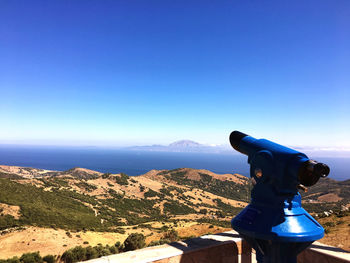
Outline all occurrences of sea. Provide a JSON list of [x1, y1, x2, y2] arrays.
[[0, 145, 349, 181]]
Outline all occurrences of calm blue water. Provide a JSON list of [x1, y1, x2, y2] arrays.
[[0, 145, 349, 181]]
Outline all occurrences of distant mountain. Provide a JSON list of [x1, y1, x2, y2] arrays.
[[168, 140, 201, 147], [126, 140, 232, 153]]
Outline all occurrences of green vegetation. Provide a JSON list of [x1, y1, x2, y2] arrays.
[[163, 201, 195, 215], [213, 198, 242, 215], [123, 233, 146, 251], [160, 186, 174, 197], [115, 173, 129, 185], [0, 252, 51, 263], [0, 232, 149, 263], [61, 244, 118, 263], [143, 189, 159, 198], [0, 172, 22, 179], [197, 218, 231, 228], [101, 173, 111, 179], [139, 184, 145, 192], [0, 215, 19, 230], [42, 255, 55, 263], [74, 182, 97, 192], [148, 229, 180, 246], [0, 168, 248, 231], [0, 179, 102, 230], [166, 171, 250, 202]]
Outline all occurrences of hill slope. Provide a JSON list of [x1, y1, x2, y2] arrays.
[[0, 166, 249, 231], [0, 165, 349, 259]]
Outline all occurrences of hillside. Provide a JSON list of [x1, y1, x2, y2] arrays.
[[0, 165, 349, 260], [301, 177, 350, 213], [0, 165, 348, 231], [0, 166, 249, 232]]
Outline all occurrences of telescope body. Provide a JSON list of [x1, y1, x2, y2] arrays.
[[229, 131, 329, 263]]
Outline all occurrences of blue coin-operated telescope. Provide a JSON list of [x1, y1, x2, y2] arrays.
[[229, 131, 330, 263]]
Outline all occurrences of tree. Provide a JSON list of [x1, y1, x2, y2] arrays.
[[199, 209, 208, 215], [164, 229, 179, 242], [139, 185, 145, 192], [20, 252, 42, 263], [60, 251, 74, 263], [42, 255, 55, 263], [85, 246, 98, 260], [1, 257, 20, 263], [123, 233, 146, 251], [61, 246, 86, 263]]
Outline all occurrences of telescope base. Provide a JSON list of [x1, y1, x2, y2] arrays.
[[243, 235, 312, 263]]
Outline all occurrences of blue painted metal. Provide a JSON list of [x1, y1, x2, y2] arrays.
[[230, 132, 328, 263]]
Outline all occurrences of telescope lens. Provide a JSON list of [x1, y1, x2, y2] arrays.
[[314, 163, 330, 178], [298, 160, 330, 187]]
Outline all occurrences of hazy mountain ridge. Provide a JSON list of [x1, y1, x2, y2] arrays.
[[168, 140, 202, 147], [125, 140, 231, 153]]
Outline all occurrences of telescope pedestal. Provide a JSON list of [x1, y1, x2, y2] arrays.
[[232, 194, 323, 263], [243, 235, 312, 263]]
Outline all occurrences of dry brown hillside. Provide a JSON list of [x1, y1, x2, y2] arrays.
[[0, 164, 349, 260], [0, 165, 250, 260]]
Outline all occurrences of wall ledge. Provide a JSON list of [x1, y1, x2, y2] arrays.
[[82, 230, 250, 263], [81, 231, 350, 263]]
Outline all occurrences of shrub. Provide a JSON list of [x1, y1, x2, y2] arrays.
[[199, 209, 207, 214], [0, 257, 20, 263], [115, 241, 121, 249], [123, 233, 146, 251], [163, 229, 179, 242], [139, 185, 145, 192], [148, 239, 170, 247], [102, 173, 111, 179], [61, 250, 74, 263], [144, 189, 158, 198], [42, 255, 55, 263], [85, 246, 98, 260], [20, 252, 43, 263], [115, 173, 129, 185], [61, 246, 86, 263], [324, 221, 336, 227]]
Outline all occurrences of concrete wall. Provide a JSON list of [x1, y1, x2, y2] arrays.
[[82, 231, 350, 263]]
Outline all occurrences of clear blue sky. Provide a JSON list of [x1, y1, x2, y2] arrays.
[[1, 0, 349, 148]]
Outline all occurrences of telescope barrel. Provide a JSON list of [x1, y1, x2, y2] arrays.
[[229, 130, 330, 187]]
